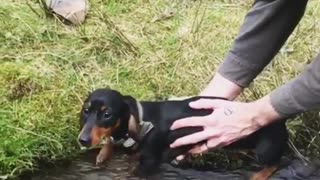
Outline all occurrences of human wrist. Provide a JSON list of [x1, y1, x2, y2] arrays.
[[200, 73, 243, 100], [250, 95, 282, 128]]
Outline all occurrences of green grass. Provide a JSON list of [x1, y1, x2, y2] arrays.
[[1, 0, 320, 178]]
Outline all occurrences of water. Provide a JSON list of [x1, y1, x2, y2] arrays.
[[27, 149, 320, 180]]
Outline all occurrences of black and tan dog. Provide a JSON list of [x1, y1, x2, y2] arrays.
[[77, 88, 288, 180]]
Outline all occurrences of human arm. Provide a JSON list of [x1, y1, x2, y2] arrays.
[[200, 73, 242, 100], [200, 0, 307, 98], [270, 54, 320, 117], [170, 0, 310, 154], [171, 54, 320, 153]]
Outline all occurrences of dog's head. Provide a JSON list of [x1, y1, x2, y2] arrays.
[[78, 88, 135, 148]]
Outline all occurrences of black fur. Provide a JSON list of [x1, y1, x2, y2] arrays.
[[78, 88, 288, 177]]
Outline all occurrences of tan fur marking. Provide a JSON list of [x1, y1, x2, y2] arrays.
[[100, 106, 108, 111], [113, 118, 121, 130], [127, 115, 139, 140], [91, 126, 112, 146], [250, 166, 279, 180]]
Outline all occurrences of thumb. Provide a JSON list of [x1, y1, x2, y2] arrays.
[[189, 99, 230, 109]]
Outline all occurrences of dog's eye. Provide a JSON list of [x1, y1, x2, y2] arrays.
[[83, 108, 89, 113], [104, 112, 112, 119]]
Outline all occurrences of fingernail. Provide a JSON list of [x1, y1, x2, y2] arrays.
[[189, 101, 199, 107], [189, 102, 195, 108], [170, 123, 176, 130], [189, 101, 196, 106]]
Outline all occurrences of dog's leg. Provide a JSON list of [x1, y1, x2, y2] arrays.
[[132, 130, 165, 177], [162, 144, 194, 161], [96, 143, 113, 165], [252, 121, 288, 180], [163, 127, 204, 163], [250, 165, 278, 180]]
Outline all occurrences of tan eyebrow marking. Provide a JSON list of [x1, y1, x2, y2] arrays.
[[101, 106, 108, 111]]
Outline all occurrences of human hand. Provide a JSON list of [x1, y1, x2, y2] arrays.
[[170, 95, 281, 155]]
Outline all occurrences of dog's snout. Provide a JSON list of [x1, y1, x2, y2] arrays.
[[78, 122, 94, 148], [78, 131, 92, 147]]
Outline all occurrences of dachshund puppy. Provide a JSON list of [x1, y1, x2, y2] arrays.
[[78, 88, 288, 180]]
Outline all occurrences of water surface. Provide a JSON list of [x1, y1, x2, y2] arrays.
[[29, 149, 320, 180]]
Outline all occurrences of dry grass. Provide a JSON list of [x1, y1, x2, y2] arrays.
[[1, 0, 320, 178]]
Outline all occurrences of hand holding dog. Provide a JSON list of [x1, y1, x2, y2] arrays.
[[170, 95, 281, 155]]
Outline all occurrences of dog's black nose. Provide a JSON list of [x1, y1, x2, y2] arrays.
[[78, 122, 94, 148], [79, 139, 91, 147]]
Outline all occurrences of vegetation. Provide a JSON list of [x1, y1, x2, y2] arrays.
[[1, 0, 320, 178]]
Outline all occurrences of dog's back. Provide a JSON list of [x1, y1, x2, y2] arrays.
[[136, 96, 288, 178]]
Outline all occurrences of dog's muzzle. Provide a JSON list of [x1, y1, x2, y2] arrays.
[[78, 123, 93, 148], [77, 122, 114, 150]]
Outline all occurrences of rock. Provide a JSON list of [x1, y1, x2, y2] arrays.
[[46, 0, 89, 25]]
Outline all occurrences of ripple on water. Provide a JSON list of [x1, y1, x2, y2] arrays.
[[29, 151, 320, 180]]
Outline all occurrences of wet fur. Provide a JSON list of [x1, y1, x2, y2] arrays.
[[78, 88, 288, 178]]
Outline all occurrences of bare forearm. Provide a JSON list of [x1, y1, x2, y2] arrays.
[[200, 73, 242, 100], [250, 95, 282, 128]]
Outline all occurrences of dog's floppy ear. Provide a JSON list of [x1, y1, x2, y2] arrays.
[[122, 95, 136, 108], [122, 95, 139, 120]]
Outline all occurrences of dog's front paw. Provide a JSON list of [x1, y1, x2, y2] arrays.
[[95, 153, 106, 166], [95, 144, 113, 166]]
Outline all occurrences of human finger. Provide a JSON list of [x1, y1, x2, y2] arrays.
[[176, 155, 185, 161], [188, 143, 209, 154], [170, 130, 213, 148], [170, 116, 210, 130]]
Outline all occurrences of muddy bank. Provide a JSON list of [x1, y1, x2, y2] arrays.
[[22, 148, 320, 180]]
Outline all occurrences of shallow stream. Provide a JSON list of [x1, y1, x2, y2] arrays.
[[26, 149, 320, 180]]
